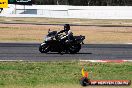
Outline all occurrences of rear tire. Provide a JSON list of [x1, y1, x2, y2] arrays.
[[76, 44, 81, 52], [39, 44, 49, 53], [69, 44, 81, 54]]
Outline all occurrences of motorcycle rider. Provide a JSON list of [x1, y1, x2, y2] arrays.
[[56, 24, 74, 54], [57, 24, 74, 42]]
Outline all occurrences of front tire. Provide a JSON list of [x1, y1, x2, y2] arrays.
[[39, 44, 49, 53]]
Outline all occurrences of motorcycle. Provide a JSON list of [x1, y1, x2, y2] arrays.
[[39, 29, 85, 54]]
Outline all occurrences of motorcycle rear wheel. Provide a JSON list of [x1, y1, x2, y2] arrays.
[[69, 44, 81, 54]]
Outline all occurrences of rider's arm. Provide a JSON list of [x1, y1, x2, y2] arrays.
[[60, 35, 68, 40], [57, 30, 65, 34], [60, 30, 72, 40]]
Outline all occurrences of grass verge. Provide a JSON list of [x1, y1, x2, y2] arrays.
[[0, 61, 131, 88]]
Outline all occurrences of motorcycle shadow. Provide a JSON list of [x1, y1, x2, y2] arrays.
[[45, 52, 92, 55]]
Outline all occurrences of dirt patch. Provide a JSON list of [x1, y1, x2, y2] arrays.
[[0, 24, 132, 44], [1, 18, 132, 26]]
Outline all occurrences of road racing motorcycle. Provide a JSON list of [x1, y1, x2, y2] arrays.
[[39, 29, 85, 54]]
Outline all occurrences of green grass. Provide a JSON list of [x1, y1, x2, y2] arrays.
[[0, 61, 131, 88]]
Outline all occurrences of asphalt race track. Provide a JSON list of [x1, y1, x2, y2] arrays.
[[0, 43, 132, 61]]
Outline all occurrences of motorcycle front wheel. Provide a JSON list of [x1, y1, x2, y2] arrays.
[[39, 44, 50, 53]]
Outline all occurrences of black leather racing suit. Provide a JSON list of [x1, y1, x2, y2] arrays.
[[57, 29, 73, 42]]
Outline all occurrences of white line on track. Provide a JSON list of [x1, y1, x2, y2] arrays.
[[0, 60, 132, 62], [0, 60, 24, 62], [80, 60, 132, 63]]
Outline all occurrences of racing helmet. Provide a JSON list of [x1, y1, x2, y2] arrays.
[[64, 24, 70, 31]]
